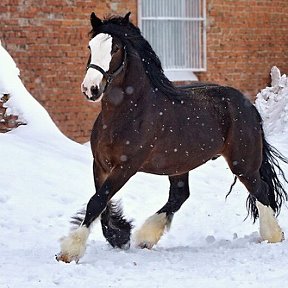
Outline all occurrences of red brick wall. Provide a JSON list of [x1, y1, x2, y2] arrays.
[[1, 0, 288, 142], [1, 0, 137, 142], [197, 0, 288, 97]]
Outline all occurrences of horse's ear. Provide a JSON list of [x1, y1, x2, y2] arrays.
[[122, 12, 131, 24], [90, 12, 102, 29]]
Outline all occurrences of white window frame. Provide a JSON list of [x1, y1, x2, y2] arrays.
[[138, 0, 207, 81]]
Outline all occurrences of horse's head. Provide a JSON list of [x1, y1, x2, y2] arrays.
[[81, 12, 130, 102]]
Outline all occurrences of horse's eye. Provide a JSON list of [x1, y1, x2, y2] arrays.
[[112, 44, 120, 54]]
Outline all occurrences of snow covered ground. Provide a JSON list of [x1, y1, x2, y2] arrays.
[[0, 44, 288, 288]]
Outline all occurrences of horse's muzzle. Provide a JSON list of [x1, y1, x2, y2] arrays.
[[81, 84, 103, 102]]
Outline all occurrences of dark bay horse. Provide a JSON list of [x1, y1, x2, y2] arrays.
[[56, 12, 288, 263]]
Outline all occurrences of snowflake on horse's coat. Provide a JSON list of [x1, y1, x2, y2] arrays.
[[56, 12, 288, 263]]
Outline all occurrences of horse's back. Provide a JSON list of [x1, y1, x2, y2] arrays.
[[186, 84, 260, 126]]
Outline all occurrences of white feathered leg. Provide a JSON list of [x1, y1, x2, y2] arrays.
[[56, 226, 90, 263], [256, 201, 284, 243], [133, 213, 169, 249]]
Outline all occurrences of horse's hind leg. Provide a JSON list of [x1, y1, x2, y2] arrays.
[[237, 173, 283, 243], [100, 201, 132, 249], [256, 199, 283, 243], [225, 152, 284, 243], [133, 173, 190, 249]]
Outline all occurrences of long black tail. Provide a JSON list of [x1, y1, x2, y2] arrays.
[[247, 136, 288, 222]]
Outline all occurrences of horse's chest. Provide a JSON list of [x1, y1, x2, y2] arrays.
[[95, 135, 128, 170]]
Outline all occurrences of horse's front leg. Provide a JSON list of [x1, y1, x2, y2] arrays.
[[56, 162, 137, 263], [100, 200, 133, 249], [133, 173, 190, 249]]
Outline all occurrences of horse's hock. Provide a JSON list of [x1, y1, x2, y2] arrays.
[[0, 94, 24, 132]]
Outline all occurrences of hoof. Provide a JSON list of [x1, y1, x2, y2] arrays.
[[120, 240, 131, 250], [56, 226, 90, 264], [136, 241, 154, 250], [102, 228, 131, 249], [55, 252, 79, 264]]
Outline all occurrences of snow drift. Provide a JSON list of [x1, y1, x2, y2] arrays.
[[255, 66, 288, 136], [0, 43, 65, 138]]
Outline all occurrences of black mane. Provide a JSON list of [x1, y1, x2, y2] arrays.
[[90, 15, 189, 99]]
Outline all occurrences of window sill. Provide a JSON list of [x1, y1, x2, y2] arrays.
[[164, 70, 199, 81]]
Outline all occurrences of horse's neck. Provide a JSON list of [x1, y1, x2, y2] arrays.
[[101, 57, 151, 121], [125, 55, 150, 94]]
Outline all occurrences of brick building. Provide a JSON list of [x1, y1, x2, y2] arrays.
[[1, 0, 288, 142]]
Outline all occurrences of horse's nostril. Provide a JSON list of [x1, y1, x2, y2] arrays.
[[81, 83, 88, 93], [91, 85, 99, 96]]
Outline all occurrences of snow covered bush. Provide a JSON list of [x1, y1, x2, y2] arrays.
[[255, 66, 288, 136]]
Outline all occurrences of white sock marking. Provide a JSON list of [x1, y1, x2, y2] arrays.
[[133, 213, 168, 249], [57, 226, 90, 263], [256, 201, 284, 243]]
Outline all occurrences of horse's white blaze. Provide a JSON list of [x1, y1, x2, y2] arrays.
[[81, 33, 112, 101], [133, 213, 168, 248], [256, 201, 284, 243], [58, 226, 90, 262]]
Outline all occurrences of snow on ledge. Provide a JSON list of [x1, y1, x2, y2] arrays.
[[255, 66, 288, 136]]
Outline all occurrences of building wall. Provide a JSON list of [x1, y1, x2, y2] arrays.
[[1, 0, 137, 142], [1, 0, 288, 142], [198, 0, 288, 97]]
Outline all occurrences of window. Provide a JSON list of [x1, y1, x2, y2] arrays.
[[138, 0, 206, 81]]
